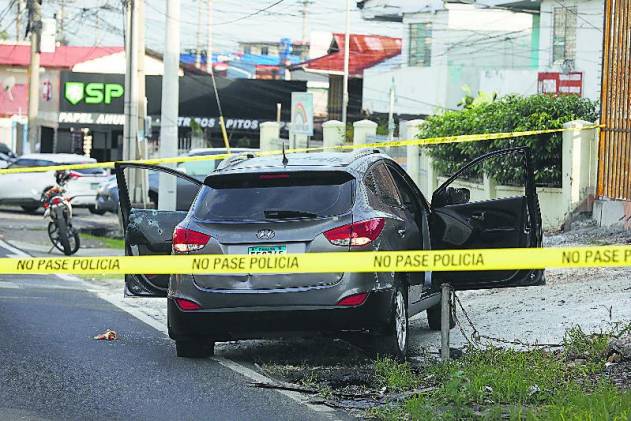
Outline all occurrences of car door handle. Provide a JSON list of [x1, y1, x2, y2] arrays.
[[470, 211, 486, 222]]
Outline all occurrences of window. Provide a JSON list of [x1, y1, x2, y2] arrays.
[[364, 163, 402, 209], [408, 22, 432, 66], [261, 46, 269, 56], [194, 171, 355, 221], [552, 6, 577, 64]]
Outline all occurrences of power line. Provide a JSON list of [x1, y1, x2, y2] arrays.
[[214, 0, 286, 26]]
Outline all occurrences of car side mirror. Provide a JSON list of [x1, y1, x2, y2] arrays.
[[433, 187, 471, 207]]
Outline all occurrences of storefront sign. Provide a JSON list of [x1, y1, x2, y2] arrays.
[[64, 82, 124, 105], [177, 117, 273, 131], [58, 112, 125, 125]]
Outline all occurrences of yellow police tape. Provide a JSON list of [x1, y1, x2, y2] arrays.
[[0, 125, 602, 175], [0, 245, 628, 275]]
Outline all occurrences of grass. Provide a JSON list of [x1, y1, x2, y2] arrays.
[[80, 233, 124, 249], [371, 324, 631, 420], [375, 356, 420, 392]]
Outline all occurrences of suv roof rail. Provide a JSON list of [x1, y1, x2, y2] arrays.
[[352, 148, 381, 160], [216, 151, 257, 170]]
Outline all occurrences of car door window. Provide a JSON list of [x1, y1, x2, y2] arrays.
[[364, 162, 402, 210], [115, 163, 203, 297], [430, 147, 543, 290]]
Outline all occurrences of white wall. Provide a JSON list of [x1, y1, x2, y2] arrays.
[[402, 4, 533, 69], [362, 3, 536, 116], [539, 0, 603, 101], [479, 69, 539, 96], [363, 65, 450, 115]]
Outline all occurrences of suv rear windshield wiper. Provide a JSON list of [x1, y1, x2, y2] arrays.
[[263, 210, 318, 219]]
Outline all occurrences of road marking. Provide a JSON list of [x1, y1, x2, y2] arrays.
[[0, 282, 19, 289], [0, 239, 31, 257], [91, 288, 337, 416], [0, 237, 339, 418], [0, 235, 337, 418]]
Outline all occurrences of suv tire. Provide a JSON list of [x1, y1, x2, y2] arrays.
[[372, 286, 408, 361], [427, 300, 455, 331], [175, 339, 215, 358]]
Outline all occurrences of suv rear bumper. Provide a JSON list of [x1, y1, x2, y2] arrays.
[[167, 289, 394, 341]]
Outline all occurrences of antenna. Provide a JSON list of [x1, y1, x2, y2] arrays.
[[282, 142, 288, 166]]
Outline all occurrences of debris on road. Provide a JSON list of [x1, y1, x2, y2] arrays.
[[93, 329, 118, 341]]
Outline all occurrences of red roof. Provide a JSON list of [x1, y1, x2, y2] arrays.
[[0, 44, 124, 69], [295, 34, 401, 77]]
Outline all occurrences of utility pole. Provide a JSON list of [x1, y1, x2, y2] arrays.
[[158, 0, 180, 211], [123, 0, 147, 206], [341, 0, 351, 133], [206, 0, 213, 72], [27, 0, 42, 153], [387, 77, 395, 141], [16, 0, 23, 41], [123, 0, 138, 165], [195, 0, 202, 68], [56, 0, 64, 44], [300, 0, 313, 44]]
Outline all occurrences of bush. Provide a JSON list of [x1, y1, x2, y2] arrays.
[[418, 94, 599, 187]]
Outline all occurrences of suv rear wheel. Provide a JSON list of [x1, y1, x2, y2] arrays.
[[175, 339, 215, 358], [372, 286, 408, 361]]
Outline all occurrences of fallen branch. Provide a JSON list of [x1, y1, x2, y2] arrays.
[[250, 381, 319, 394], [250, 379, 437, 406]]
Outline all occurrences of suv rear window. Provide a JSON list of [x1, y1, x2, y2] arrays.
[[194, 171, 355, 221]]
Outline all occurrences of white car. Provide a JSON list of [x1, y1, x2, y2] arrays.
[[0, 153, 109, 213]]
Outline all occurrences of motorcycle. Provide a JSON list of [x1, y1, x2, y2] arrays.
[[42, 171, 80, 256]]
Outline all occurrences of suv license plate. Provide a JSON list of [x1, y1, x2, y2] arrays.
[[248, 245, 287, 255]]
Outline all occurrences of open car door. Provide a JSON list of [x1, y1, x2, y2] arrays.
[[115, 163, 203, 297], [429, 147, 543, 290]]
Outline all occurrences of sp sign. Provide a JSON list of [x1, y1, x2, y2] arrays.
[[64, 82, 124, 105]]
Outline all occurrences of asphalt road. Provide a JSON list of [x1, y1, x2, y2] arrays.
[[0, 242, 329, 421]]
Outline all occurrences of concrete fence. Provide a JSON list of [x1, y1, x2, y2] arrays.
[[260, 118, 598, 230]]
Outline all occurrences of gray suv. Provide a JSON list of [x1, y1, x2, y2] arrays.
[[115, 147, 542, 360]]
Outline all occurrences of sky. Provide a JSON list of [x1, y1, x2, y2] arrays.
[[2, 0, 404, 54]]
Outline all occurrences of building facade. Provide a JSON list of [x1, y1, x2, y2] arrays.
[[358, 0, 603, 117]]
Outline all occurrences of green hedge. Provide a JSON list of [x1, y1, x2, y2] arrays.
[[418, 95, 599, 187]]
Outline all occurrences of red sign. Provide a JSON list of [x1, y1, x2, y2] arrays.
[[537, 72, 583, 96]]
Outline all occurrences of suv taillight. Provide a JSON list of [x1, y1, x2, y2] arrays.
[[172, 226, 210, 253], [324, 218, 385, 247], [68, 170, 82, 179]]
